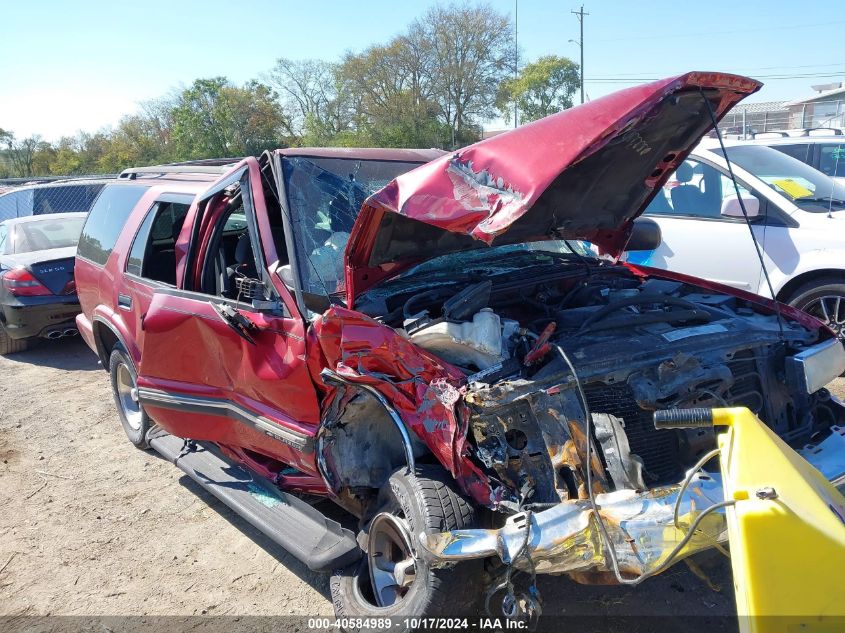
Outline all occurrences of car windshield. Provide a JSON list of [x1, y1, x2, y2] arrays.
[[282, 156, 423, 297], [713, 145, 845, 212], [9, 216, 86, 254]]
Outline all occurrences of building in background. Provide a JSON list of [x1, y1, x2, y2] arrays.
[[785, 82, 845, 130]]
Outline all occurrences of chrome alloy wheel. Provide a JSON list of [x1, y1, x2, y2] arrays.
[[115, 362, 143, 431], [367, 512, 417, 607], [803, 295, 845, 340]]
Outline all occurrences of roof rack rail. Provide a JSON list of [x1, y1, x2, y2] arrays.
[[752, 131, 789, 139], [119, 158, 242, 180], [799, 127, 843, 136]]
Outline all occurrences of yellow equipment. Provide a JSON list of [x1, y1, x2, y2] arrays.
[[712, 407, 845, 632]]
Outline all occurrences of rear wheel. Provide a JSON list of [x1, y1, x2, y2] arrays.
[[787, 280, 845, 341], [0, 324, 29, 355], [108, 346, 151, 449], [331, 465, 482, 629]]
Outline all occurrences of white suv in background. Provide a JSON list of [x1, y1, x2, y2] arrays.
[[627, 139, 845, 339], [747, 130, 845, 183]]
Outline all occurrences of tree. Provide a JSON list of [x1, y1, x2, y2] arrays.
[[2, 133, 43, 177], [266, 58, 345, 142], [497, 55, 580, 124], [335, 40, 449, 148], [412, 3, 515, 146], [171, 77, 290, 159]]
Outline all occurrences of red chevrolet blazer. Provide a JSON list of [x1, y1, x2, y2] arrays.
[[75, 74, 845, 627]]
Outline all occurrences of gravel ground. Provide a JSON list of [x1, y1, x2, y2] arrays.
[[1, 337, 842, 630]]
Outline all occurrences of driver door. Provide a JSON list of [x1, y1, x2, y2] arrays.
[[135, 159, 320, 473]]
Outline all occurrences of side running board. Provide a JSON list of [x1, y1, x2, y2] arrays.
[[149, 433, 360, 572]]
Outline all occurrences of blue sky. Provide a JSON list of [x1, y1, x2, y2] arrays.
[[1, 0, 843, 140]]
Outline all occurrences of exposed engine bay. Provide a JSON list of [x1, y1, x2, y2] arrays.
[[356, 254, 844, 508]]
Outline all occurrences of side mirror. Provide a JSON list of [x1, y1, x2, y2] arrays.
[[278, 264, 295, 288], [625, 218, 662, 251], [721, 193, 761, 219]]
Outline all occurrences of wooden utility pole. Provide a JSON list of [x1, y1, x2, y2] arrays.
[[514, 0, 519, 128], [571, 5, 588, 104]]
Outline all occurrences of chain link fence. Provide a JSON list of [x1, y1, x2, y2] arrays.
[[719, 98, 845, 138], [0, 179, 111, 223]]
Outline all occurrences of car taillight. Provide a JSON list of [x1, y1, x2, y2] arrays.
[[62, 279, 76, 295], [2, 268, 52, 297]]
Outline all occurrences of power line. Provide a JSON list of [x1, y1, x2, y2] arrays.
[[592, 63, 845, 77], [593, 19, 845, 43]]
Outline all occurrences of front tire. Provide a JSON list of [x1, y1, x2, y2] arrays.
[[787, 280, 845, 341], [0, 324, 30, 355], [331, 465, 482, 627], [108, 346, 151, 449]]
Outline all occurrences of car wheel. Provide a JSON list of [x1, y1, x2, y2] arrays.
[[330, 465, 482, 629], [108, 345, 151, 449], [0, 324, 29, 355], [787, 281, 845, 342]]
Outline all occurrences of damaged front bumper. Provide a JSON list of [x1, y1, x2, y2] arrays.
[[420, 425, 845, 579]]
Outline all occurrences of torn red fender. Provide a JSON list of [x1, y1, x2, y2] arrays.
[[310, 306, 496, 506]]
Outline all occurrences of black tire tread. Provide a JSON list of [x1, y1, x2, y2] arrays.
[[331, 464, 482, 624], [408, 465, 479, 613], [786, 279, 845, 308]]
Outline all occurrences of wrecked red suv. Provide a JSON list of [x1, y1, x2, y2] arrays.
[[77, 73, 845, 624]]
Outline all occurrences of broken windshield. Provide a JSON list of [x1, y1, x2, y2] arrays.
[[282, 156, 422, 298]]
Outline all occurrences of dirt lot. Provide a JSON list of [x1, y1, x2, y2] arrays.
[[2, 338, 842, 630]]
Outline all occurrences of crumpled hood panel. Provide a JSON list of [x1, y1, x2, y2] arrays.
[[345, 72, 760, 305]]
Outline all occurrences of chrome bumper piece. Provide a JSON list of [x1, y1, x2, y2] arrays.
[[420, 429, 845, 577]]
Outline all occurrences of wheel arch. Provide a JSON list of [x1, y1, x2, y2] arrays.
[[318, 380, 428, 494], [92, 316, 132, 369], [775, 268, 845, 303]]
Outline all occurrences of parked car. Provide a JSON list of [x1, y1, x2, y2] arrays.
[[629, 140, 845, 340], [75, 73, 845, 625], [0, 178, 110, 222], [0, 213, 87, 353], [744, 130, 845, 183]]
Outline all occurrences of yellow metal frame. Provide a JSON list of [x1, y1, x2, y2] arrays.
[[713, 407, 845, 632]]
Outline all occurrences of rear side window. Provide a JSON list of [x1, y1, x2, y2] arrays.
[[126, 201, 190, 285], [78, 185, 149, 265], [773, 143, 812, 165], [819, 143, 845, 178]]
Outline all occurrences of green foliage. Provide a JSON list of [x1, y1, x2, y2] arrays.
[[497, 55, 581, 124], [171, 78, 290, 159]]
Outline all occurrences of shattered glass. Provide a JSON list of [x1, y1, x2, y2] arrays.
[[282, 156, 421, 298]]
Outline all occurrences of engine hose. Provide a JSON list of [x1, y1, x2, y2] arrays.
[[402, 288, 444, 320], [578, 294, 702, 331]]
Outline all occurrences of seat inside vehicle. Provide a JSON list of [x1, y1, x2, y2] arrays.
[[141, 203, 190, 286], [670, 162, 712, 216]]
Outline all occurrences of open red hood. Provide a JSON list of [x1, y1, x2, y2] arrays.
[[344, 72, 761, 306]]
